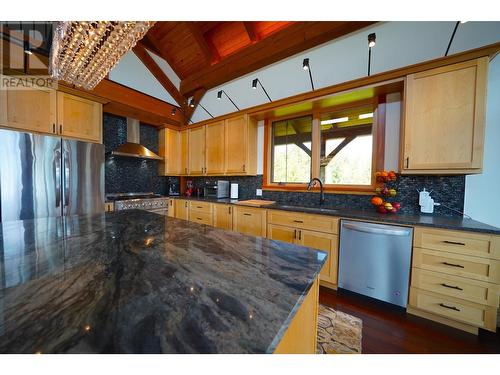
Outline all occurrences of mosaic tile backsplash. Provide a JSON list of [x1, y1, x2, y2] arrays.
[[189, 175, 465, 217], [104, 114, 168, 195]]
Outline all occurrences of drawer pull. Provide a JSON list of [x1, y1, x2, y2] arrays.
[[441, 283, 463, 291], [438, 303, 460, 312], [243, 213, 252, 216], [442, 261, 464, 268], [293, 220, 304, 223], [196, 206, 203, 209], [443, 240, 466, 246], [197, 217, 202, 220]]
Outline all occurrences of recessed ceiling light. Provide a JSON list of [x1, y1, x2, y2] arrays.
[[320, 117, 349, 125], [358, 113, 374, 119]]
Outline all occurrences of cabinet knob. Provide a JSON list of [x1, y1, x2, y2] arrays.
[[59, 124, 63, 134], [52, 123, 56, 133]]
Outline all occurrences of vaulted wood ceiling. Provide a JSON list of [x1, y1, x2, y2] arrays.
[[136, 21, 376, 115]]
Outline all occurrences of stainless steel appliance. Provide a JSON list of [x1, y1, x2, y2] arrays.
[[0, 129, 104, 222], [338, 220, 413, 307], [204, 180, 229, 199], [107, 192, 169, 215]]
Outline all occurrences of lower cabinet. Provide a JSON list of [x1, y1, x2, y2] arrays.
[[268, 223, 339, 287], [189, 201, 213, 226], [213, 203, 233, 230], [174, 199, 189, 220], [167, 199, 175, 217], [233, 206, 267, 237]]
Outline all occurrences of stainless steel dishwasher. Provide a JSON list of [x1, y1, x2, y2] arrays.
[[338, 220, 413, 307]]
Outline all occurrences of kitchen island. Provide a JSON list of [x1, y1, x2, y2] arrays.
[[0, 210, 326, 354]]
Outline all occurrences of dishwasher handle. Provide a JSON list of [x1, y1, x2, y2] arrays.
[[342, 222, 410, 237]]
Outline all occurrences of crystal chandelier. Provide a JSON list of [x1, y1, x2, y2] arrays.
[[49, 21, 155, 90]]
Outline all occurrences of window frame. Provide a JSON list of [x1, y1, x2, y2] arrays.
[[263, 98, 386, 194]]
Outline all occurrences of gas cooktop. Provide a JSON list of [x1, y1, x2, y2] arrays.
[[106, 192, 165, 201]]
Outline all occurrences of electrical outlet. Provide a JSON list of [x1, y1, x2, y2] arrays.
[[256, 189, 262, 197]]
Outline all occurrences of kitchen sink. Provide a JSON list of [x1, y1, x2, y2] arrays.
[[275, 205, 341, 214]]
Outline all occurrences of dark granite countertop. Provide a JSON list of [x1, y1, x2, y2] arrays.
[[167, 196, 500, 235], [0, 211, 326, 354]]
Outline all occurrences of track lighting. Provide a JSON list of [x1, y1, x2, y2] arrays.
[[445, 22, 461, 57], [302, 58, 314, 90], [189, 97, 195, 108], [171, 107, 177, 116], [216, 90, 240, 111], [367, 33, 376, 76], [251, 78, 272, 102], [199, 103, 214, 118]]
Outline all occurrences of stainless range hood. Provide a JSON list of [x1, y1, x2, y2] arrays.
[[110, 118, 162, 160]]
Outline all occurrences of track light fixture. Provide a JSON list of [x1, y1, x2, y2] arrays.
[[188, 97, 195, 108], [302, 58, 314, 90], [199, 103, 214, 118], [445, 21, 461, 57], [216, 90, 240, 111], [367, 33, 376, 76], [251, 78, 272, 102], [171, 107, 177, 116]]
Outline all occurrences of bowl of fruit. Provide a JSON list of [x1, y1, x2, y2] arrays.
[[371, 170, 401, 214]]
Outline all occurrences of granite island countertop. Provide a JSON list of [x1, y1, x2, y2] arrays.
[[0, 210, 326, 353], [167, 196, 500, 235]]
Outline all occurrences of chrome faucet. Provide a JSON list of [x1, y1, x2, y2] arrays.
[[307, 178, 325, 206]]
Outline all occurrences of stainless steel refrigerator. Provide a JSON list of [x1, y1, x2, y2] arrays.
[[0, 129, 104, 222]]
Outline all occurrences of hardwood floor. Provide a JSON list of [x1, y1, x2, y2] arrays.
[[319, 287, 500, 354]]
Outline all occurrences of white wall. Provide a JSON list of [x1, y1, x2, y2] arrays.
[[464, 56, 500, 227]]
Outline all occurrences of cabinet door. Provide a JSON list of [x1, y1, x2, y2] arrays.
[[180, 129, 189, 175], [267, 224, 296, 244], [225, 115, 248, 174], [188, 126, 205, 175], [205, 121, 225, 174], [233, 207, 266, 237], [0, 84, 56, 134], [213, 204, 233, 230], [159, 128, 181, 175], [167, 199, 175, 217], [298, 229, 338, 285], [57, 92, 102, 143], [403, 58, 487, 173], [174, 200, 189, 220]]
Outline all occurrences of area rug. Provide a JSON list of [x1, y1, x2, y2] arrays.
[[317, 304, 362, 354]]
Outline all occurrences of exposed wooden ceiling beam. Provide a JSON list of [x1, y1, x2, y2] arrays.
[[180, 21, 377, 96], [243, 22, 258, 42], [132, 43, 186, 107], [139, 33, 184, 80], [184, 22, 214, 64]]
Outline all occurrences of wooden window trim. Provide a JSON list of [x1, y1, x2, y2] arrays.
[[263, 96, 387, 194]]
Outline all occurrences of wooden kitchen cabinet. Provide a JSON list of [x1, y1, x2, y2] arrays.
[[401, 57, 488, 174], [180, 129, 189, 175], [205, 121, 225, 175], [213, 203, 233, 230], [159, 128, 181, 175], [233, 206, 267, 237], [174, 199, 189, 220], [0, 82, 57, 135], [188, 126, 206, 175], [167, 199, 175, 217], [225, 114, 258, 175], [56, 91, 102, 143]]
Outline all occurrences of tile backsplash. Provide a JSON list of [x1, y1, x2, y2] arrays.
[[103, 113, 168, 195], [188, 174, 466, 217]]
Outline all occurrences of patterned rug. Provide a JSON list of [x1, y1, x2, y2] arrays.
[[317, 304, 363, 354]]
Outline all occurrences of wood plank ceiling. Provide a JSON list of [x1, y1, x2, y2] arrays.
[[135, 21, 376, 122]]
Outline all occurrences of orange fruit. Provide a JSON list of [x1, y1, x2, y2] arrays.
[[371, 196, 383, 206]]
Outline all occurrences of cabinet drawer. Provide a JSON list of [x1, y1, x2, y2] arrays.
[[233, 206, 267, 237], [413, 248, 500, 283], [188, 211, 213, 226], [411, 268, 500, 306], [267, 210, 338, 234], [409, 287, 497, 331], [414, 227, 500, 260], [189, 201, 213, 214]]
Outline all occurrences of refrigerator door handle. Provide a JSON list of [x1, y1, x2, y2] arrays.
[[63, 148, 70, 207], [54, 150, 61, 208]]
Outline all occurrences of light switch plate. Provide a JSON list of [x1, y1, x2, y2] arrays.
[[256, 189, 262, 196]]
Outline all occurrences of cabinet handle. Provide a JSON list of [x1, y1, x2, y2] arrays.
[[443, 240, 466, 246], [228, 206, 231, 214], [52, 123, 56, 133], [441, 283, 463, 291], [293, 220, 303, 223], [438, 303, 460, 312], [442, 261, 464, 269], [197, 217, 202, 221], [294, 229, 297, 239], [59, 124, 63, 134], [185, 167, 187, 174], [242, 164, 245, 172], [243, 213, 252, 216], [185, 202, 188, 208], [298, 230, 302, 240], [197, 206, 203, 209], [405, 157, 409, 168]]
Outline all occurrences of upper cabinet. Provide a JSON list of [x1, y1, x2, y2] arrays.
[[0, 82, 102, 143], [158, 114, 258, 176], [401, 57, 488, 174], [56, 92, 102, 143]]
